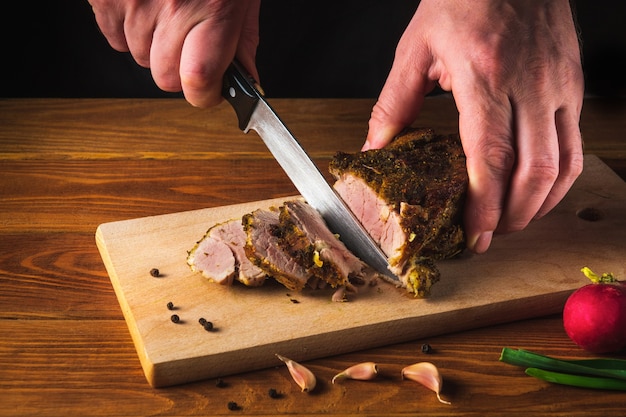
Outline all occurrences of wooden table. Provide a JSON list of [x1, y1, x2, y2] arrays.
[[1, 97, 625, 416]]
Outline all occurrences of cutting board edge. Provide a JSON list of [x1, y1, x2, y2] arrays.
[[95, 225, 155, 380], [147, 290, 571, 387], [94, 195, 302, 238]]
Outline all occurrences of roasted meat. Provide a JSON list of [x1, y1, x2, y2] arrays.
[[329, 127, 468, 296], [189, 127, 467, 299], [277, 200, 371, 288], [188, 200, 375, 295], [243, 200, 373, 291], [242, 206, 311, 291], [187, 218, 267, 286]]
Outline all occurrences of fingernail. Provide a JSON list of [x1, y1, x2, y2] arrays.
[[361, 140, 372, 152], [468, 231, 493, 254]]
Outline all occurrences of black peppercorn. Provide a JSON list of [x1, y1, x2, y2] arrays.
[[170, 314, 180, 323], [203, 321, 214, 331], [268, 388, 280, 399], [421, 343, 432, 354], [227, 401, 239, 411], [166, 302, 174, 310], [149, 268, 160, 277], [199, 317, 207, 326]]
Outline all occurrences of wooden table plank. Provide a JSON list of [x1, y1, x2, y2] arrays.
[[0, 159, 305, 233], [0, 233, 121, 320]]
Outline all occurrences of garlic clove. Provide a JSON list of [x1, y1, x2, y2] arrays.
[[332, 286, 347, 302], [401, 362, 451, 404], [332, 361, 378, 384], [275, 354, 316, 392]]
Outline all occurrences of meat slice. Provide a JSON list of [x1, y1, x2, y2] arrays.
[[243, 207, 311, 291], [187, 226, 236, 285], [241, 200, 376, 292], [329, 128, 468, 296], [278, 200, 371, 288], [187, 218, 267, 286]]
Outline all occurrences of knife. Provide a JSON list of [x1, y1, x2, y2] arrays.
[[221, 60, 398, 281]]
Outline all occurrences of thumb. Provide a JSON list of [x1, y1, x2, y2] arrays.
[[364, 38, 435, 150]]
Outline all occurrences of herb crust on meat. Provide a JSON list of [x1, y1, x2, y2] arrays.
[[329, 127, 468, 296]]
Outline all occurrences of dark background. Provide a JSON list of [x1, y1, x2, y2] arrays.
[[2, 1, 625, 99]]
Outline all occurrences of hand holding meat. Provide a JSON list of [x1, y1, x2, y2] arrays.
[[365, 0, 584, 254], [87, 0, 260, 107]]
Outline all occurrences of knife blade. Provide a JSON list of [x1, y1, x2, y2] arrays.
[[221, 60, 398, 281]]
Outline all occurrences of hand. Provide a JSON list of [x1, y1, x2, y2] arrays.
[[88, 0, 260, 107], [364, 0, 584, 253]]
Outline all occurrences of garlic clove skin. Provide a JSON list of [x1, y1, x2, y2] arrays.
[[331, 283, 358, 303], [332, 361, 379, 384], [332, 286, 347, 302], [275, 354, 316, 393], [401, 362, 451, 405]]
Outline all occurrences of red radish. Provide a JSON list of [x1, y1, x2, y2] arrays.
[[563, 267, 626, 354]]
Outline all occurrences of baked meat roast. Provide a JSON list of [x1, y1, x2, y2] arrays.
[[329, 127, 468, 296]]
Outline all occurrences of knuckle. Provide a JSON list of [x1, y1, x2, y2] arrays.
[[560, 149, 584, 181], [465, 39, 512, 90], [473, 139, 516, 178], [520, 156, 560, 191]]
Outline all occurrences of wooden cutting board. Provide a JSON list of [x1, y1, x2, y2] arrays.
[[96, 155, 626, 387]]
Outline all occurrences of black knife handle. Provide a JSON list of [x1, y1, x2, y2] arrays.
[[222, 60, 261, 131]]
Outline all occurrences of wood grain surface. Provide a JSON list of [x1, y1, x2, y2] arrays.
[[1, 97, 626, 416]]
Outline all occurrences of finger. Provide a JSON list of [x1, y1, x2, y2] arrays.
[[535, 105, 583, 218], [179, 5, 248, 107], [150, 12, 188, 92], [235, 0, 261, 83], [364, 29, 436, 150], [497, 100, 560, 233], [123, 4, 155, 68], [89, 2, 129, 52], [455, 88, 515, 254]]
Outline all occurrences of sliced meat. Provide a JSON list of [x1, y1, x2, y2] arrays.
[[243, 207, 310, 291], [278, 200, 371, 288], [187, 218, 267, 286], [207, 218, 267, 286], [240, 200, 376, 292], [329, 127, 468, 296], [187, 231, 236, 285], [189, 127, 464, 299]]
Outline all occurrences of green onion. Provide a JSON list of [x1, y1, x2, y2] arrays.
[[566, 358, 626, 372], [525, 368, 626, 391], [500, 348, 626, 381]]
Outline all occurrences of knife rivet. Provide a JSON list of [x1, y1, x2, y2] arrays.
[[228, 87, 236, 98]]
